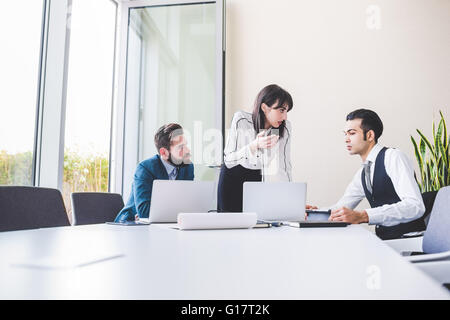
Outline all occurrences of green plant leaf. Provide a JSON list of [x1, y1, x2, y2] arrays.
[[411, 111, 450, 191], [446, 142, 450, 168], [426, 160, 432, 191], [440, 110, 450, 171], [439, 135, 447, 171], [433, 121, 436, 142], [437, 157, 443, 188], [411, 136, 425, 191], [435, 118, 444, 157], [417, 129, 435, 159], [441, 110, 447, 149], [411, 136, 423, 170], [419, 137, 426, 161], [444, 164, 448, 187], [445, 167, 450, 186], [430, 159, 438, 190]]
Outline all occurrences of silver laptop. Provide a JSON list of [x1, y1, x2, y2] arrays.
[[243, 182, 307, 221], [149, 180, 215, 223]]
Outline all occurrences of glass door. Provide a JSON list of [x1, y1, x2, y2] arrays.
[[115, 0, 224, 200]]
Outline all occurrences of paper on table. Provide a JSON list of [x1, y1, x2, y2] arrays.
[[151, 223, 179, 230], [406, 250, 450, 263], [11, 252, 124, 270], [177, 212, 257, 230]]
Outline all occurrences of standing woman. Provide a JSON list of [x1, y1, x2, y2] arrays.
[[217, 84, 293, 212]]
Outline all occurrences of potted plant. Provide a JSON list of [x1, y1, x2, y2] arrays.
[[410, 110, 448, 226], [411, 111, 449, 192]]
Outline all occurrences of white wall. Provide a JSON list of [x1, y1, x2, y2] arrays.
[[224, 0, 450, 208]]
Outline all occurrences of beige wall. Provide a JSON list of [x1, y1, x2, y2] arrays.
[[224, 0, 450, 208]]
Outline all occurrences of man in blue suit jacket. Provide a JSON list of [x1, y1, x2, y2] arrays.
[[115, 123, 194, 222]]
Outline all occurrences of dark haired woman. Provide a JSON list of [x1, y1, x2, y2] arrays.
[[217, 84, 293, 212]]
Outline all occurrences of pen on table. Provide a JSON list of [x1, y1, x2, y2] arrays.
[[253, 222, 272, 228], [257, 220, 283, 227], [270, 222, 282, 227], [256, 220, 271, 227]]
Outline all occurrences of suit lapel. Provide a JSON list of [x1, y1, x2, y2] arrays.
[[156, 155, 169, 180]]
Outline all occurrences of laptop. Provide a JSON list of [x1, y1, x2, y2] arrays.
[[243, 182, 307, 222], [148, 180, 215, 223]]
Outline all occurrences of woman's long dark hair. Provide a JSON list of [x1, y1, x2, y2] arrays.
[[252, 84, 293, 137]]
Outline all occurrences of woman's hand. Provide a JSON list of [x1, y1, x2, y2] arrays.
[[249, 131, 279, 154]]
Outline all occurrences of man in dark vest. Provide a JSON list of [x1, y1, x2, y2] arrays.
[[328, 109, 425, 240]]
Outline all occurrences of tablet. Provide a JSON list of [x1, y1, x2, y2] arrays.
[[305, 210, 331, 222], [286, 221, 349, 228], [305, 209, 331, 215], [299, 221, 349, 228]]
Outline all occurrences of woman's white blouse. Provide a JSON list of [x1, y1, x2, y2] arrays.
[[223, 111, 292, 182]]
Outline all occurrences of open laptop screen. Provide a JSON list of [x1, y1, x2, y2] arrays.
[[243, 182, 307, 221], [149, 180, 215, 223]]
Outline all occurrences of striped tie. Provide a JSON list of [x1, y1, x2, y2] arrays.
[[364, 161, 372, 194]]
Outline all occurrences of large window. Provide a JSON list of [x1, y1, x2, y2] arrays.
[[63, 0, 117, 215], [1, 0, 223, 214], [0, 1, 45, 186]]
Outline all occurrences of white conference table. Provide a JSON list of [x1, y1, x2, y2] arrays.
[[0, 223, 448, 299]]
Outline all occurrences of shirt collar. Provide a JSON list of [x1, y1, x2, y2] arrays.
[[161, 158, 177, 176], [364, 143, 383, 165]]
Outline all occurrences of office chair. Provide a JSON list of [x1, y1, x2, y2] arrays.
[[414, 260, 450, 290], [71, 192, 124, 225], [386, 186, 450, 256], [421, 186, 450, 254], [0, 186, 70, 232], [385, 186, 450, 288], [421, 190, 438, 227]]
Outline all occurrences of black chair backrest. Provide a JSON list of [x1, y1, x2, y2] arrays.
[[71, 192, 124, 225], [421, 191, 438, 227], [0, 186, 69, 232]]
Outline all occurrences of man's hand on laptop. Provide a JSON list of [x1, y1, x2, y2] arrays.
[[329, 207, 369, 224], [304, 204, 318, 220]]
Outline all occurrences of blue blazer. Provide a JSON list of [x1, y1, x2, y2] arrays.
[[114, 155, 194, 222]]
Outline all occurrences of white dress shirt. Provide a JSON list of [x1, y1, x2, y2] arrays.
[[223, 111, 292, 182], [330, 144, 425, 227], [161, 159, 178, 180]]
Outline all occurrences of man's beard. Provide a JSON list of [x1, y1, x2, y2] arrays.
[[168, 153, 191, 168]]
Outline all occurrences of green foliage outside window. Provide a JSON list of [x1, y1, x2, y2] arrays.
[[0, 150, 108, 190], [63, 149, 109, 193], [1, 149, 109, 217], [0, 150, 33, 185]]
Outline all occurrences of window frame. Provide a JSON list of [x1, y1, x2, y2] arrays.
[[34, 0, 119, 192]]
